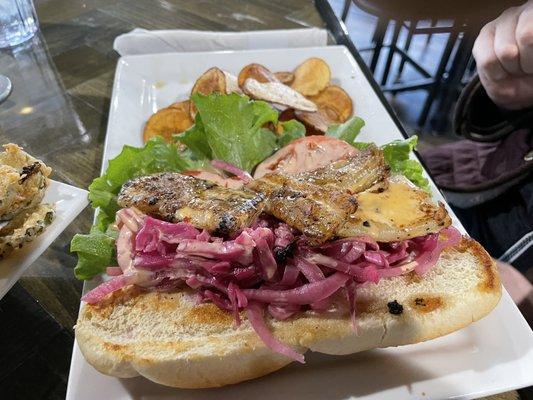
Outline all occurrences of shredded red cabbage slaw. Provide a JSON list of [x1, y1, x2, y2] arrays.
[[82, 208, 461, 362]]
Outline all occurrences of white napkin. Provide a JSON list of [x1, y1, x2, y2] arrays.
[[113, 28, 328, 56]]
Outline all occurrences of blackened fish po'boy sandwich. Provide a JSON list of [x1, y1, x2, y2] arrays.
[[72, 86, 500, 388], [74, 134, 500, 388]]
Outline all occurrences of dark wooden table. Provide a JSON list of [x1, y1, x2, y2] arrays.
[[0, 1, 325, 398], [0, 1, 521, 399]]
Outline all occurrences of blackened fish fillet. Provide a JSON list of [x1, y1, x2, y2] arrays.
[[118, 172, 265, 236], [292, 145, 389, 194], [248, 147, 389, 245], [248, 174, 358, 245]]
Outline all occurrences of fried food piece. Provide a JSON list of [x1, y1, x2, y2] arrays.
[[338, 175, 451, 241], [0, 144, 51, 221], [274, 71, 295, 85], [118, 173, 265, 237], [248, 174, 357, 245], [189, 67, 227, 118], [143, 101, 193, 143], [0, 204, 55, 259], [238, 63, 317, 112], [291, 58, 331, 96], [309, 85, 353, 123]]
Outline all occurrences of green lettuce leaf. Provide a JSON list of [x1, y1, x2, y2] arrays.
[[176, 93, 279, 172], [71, 225, 118, 280], [276, 119, 306, 148], [175, 116, 212, 160], [352, 142, 372, 150], [326, 116, 365, 144], [382, 136, 429, 191]]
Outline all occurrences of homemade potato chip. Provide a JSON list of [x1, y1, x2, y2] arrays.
[[309, 85, 353, 122], [291, 58, 331, 96], [143, 100, 193, 143], [189, 67, 227, 118], [274, 71, 295, 85], [237, 63, 277, 88]]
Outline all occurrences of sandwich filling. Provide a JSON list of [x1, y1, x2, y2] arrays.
[[82, 149, 460, 363]]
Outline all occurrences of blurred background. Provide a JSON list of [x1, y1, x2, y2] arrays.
[[330, 0, 520, 142]]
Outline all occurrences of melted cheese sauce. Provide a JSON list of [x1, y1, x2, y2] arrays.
[[354, 181, 427, 228], [338, 175, 444, 241]]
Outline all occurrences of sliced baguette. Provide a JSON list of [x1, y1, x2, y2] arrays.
[[75, 237, 501, 388]]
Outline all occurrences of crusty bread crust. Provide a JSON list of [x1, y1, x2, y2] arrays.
[[75, 237, 501, 388]]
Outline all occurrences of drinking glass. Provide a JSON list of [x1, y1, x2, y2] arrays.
[[0, 0, 39, 48]]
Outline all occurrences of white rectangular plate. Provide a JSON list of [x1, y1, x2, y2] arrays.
[[66, 46, 533, 400], [0, 180, 88, 299]]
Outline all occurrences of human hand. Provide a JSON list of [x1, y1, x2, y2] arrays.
[[473, 0, 533, 110]]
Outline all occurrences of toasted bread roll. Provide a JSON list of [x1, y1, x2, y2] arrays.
[[76, 237, 501, 388]]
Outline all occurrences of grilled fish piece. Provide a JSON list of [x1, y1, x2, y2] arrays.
[[118, 172, 265, 236], [338, 175, 451, 242], [248, 174, 358, 245], [248, 147, 388, 245], [292, 145, 389, 194], [0, 144, 51, 221]]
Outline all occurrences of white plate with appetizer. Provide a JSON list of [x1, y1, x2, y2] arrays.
[[0, 144, 88, 300], [66, 46, 533, 400]]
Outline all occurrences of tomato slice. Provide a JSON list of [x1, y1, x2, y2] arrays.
[[253, 136, 357, 178]]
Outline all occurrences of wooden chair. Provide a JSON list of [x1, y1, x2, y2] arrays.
[[341, 0, 521, 128]]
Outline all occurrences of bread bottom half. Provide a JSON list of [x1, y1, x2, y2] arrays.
[[76, 237, 501, 388]]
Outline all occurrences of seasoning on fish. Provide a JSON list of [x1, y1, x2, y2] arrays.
[[291, 145, 389, 194], [117, 172, 265, 236], [248, 174, 358, 245], [248, 147, 389, 245]]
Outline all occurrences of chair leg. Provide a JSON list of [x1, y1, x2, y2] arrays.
[[396, 20, 417, 82], [425, 18, 437, 47], [418, 22, 459, 127], [369, 17, 388, 74], [381, 21, 401, 86], [434, 23, 477, 130], [341, 0, 351, 22]]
